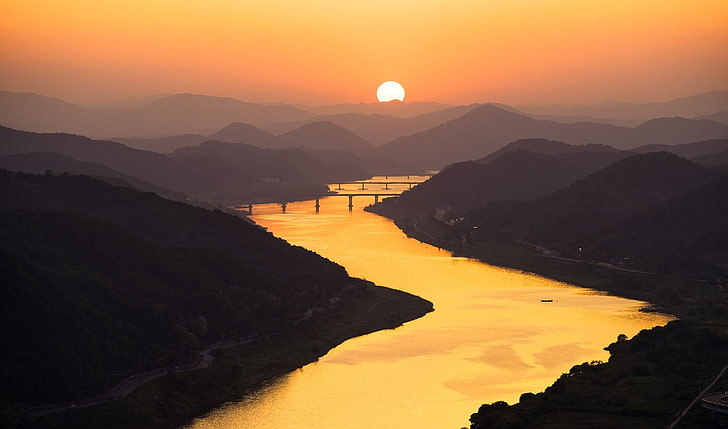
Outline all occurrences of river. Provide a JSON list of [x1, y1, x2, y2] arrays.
[[182, 176, 672, 429]]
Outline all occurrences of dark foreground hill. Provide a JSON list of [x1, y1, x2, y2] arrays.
[[0, 170, 432, 421]]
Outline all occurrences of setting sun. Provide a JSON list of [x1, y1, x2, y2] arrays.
[[376, 81, 406, 102]]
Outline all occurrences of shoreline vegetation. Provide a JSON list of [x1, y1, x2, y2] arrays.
[[23, 283, 433, 429], [365, 201, 728, 428]]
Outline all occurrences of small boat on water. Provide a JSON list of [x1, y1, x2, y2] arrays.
[[540, 298, 553, 303]]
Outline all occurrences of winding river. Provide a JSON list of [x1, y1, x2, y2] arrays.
[[182, 177, 672, 429]]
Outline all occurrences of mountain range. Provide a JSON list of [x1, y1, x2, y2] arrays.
[[370, 142, 727, 276], [0, 91, 460, 139], [463, 152, 726, 273], [262, 104, 480, 145], [112, 120, 377, 155], [378, 104, 728, 169], [0, 92, 313, 138], [518, 90, 728, 124], [379, 142, 631, 212], [0, 126, 374, 202], [3, 90, 726, 150]]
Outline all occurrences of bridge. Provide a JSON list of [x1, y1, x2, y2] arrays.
[[334, 181, 422, 191], [236, 192, 401, 214], [336, 174, 432, 191]]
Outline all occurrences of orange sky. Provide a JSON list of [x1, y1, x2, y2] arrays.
[[2, 0, 727, 106]]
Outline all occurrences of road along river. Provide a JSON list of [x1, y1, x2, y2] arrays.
[[182, 176, 673, 429]]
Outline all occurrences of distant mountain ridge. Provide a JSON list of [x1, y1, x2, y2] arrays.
[[518, 90, 728, 122], [478, 138, 623, 164], [207, 122, 278, 147], [263, 104, 480, 145], [0, 125, 254, 196], [112, 133, 207, 153], [172, 139, 370, 184], [0, 126, 370, 202], [274, 121, 375, 154], [631, 138, 728, 160], [0, 91, 315, 138], [303, 100, 453, 117], [379, 104, 728, 169]]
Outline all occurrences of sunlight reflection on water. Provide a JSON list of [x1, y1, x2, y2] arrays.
[[183, 177, 673, 429]]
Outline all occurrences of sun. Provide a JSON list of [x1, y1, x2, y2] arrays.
[[376, 81, 405, 102]]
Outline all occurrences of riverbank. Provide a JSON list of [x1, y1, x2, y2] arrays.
[[365, 203, 721, 322], [21, 282, 433, 429], [366, 203, 728, 427]]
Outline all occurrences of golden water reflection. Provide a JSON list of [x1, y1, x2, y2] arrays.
[[184, 188, 673, 429]]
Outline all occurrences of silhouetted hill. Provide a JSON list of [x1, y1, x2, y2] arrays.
[[478, 138, 622, 164], [692, 149, 728, 168], [632, 117, 728, 145], [0, 152, 186, 200], [379, 104, 728, 169], [0, 170, 363, 405], [519, 90, 728, 122], [0, 126, 376, 202], [172, 140, 369, 183], [99, 93, 314, 137], [466, 152, 720, 262], [263, 104, 480, 145], [697, 109, 728, 125], [304, 100, 453, 118], [0, 91, 316, 137], [89, 93, 171, 109], [0, 91, 87, 133], [587, 174, 728, 272], [111, 133, 206, 153], [274, 121, 375, 154], [380, 148, 630, 213], [0, 126, 255, 196], [469, 320, 728, 429], [379, 104, 552, 168], [206, 122, 278, 147], [630, 138, 728, 160]]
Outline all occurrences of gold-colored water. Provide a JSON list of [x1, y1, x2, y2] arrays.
[[183, 178, 672, 429]]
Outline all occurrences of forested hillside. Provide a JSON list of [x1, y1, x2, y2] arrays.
[[0, 170, 364, 405]]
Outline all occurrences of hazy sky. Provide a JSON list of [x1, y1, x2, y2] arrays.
[[2, 0, 727, 106]]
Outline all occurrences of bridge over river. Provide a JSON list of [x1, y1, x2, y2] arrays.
[[334, 180, 421, 191], [236, 176, 429, 214], [236, 192, 402, 214]]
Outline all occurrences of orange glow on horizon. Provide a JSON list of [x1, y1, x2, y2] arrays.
[[1, 0, 727, 105]]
